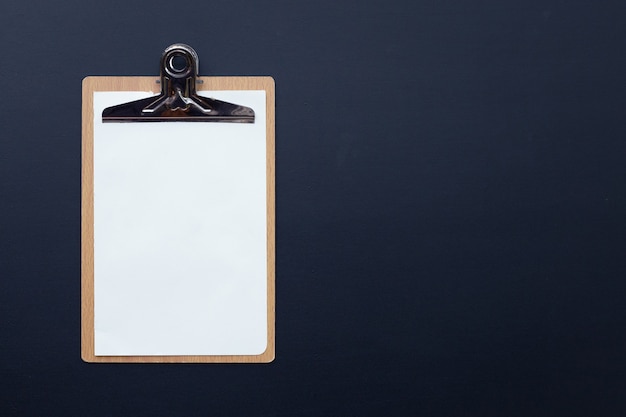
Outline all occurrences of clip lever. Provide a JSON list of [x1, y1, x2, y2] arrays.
[[102, 44, 255, 123]]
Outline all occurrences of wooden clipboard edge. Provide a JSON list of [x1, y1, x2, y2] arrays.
[[81, 76, 275, 363]]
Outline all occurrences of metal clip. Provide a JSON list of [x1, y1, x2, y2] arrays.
[[102, 43, 255, 123]]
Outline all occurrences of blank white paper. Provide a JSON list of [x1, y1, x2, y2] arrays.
[[93, 90, 267, 356]]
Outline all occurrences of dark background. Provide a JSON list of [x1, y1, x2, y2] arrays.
[[1, 0, 626, 415]]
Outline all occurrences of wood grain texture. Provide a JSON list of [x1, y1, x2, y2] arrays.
[[81, 76, 275, 363]]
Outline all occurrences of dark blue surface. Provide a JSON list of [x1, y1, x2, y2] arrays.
[[1, 0, 626, 415]]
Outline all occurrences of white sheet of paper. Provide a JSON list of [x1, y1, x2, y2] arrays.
[[93, 90, 267, 356]]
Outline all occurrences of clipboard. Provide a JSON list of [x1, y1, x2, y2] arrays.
[[81, 44, 275, 363]]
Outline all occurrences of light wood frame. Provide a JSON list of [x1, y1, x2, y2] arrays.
[[81, 76, 275, 363]]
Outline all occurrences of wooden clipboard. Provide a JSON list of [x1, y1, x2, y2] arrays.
[[81, 75, 275, 363]]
